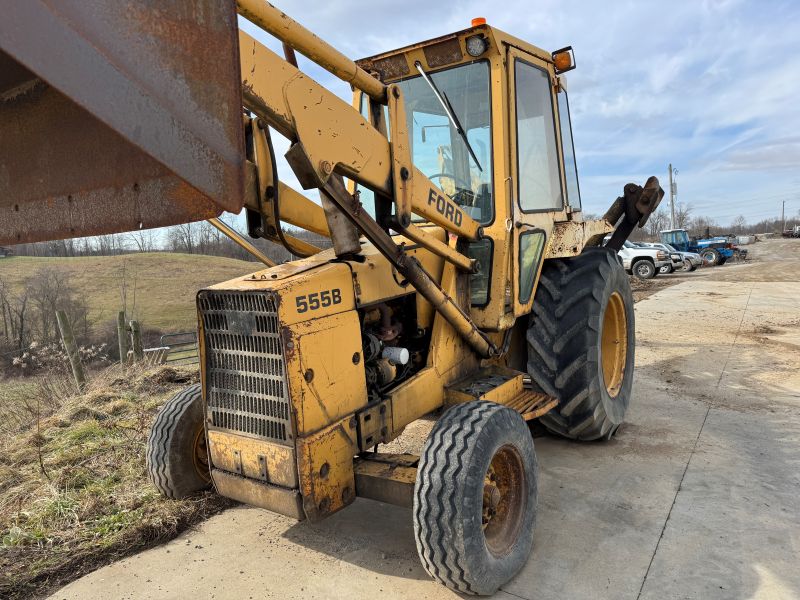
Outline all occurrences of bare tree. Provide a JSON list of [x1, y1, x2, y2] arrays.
[[94, 233, 125, 255], [127, 229, 157, 253], [116, 260, 139, 321], [26, 268, 90, 343], [168, 223, 197, 254], [731, 215, 747, 234], [689, 215, 719, 238], [647, 208, 670, 238], [674, 202, 692, 229], [0, 278, 30, 350]]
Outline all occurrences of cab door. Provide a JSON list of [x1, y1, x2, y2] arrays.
[[507, 47, 569, 317]]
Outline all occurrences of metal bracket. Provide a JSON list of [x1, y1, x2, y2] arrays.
[[387, 84, 413, 228], [355, 399, 393, 451]]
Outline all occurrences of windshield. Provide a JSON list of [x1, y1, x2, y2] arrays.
[[359, 61, 493, 224], [661, 230, 690, 246]]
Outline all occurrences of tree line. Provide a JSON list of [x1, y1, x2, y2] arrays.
[[8, 220, 331, 263], [6, 204, 795, 259]]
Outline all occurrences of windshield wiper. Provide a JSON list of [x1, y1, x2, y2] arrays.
[[414, 61, 482, 172]]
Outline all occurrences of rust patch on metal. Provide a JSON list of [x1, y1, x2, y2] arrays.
[[296, 419, 357, 522], [423, 38, 463, 68], [360, 55, 410, 81], [0, 0, 245, 244]]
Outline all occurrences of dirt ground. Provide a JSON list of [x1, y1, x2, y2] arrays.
[[50, 238, 800, 600]]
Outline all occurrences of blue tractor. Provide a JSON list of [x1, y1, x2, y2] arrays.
[[660, 229, 735, 266]]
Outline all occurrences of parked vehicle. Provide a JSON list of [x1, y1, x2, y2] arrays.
[[641, 242, 702, 272], [608, 239, 671, 279], [660, 229, 735, 266], [781, 225, 800, 238], [636, 242, 682, 273]]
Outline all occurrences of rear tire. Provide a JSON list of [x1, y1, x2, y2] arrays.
[[147, 384, 212, 499], [413, 401, 538, 596], [527, 248, 635, 440], [700, 248, 721, 265], [632, 259, 655, 279]]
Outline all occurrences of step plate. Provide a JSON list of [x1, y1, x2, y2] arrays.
[[445, 365, 558, 420], [504, 389, 558, 421]]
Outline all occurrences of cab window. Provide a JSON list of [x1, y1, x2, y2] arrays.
[[515, 60, 562, 212], [357, 61, 493, 224], [557, 90, 581, 210]]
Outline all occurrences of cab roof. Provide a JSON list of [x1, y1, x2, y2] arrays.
[[355, 23, 556, 83]]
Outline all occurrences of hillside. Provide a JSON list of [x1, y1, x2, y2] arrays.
[[0, 253, 261, 334]]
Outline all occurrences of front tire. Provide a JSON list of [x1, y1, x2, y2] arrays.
[[413, 402, 538, 596], [632, 259, 655, 279], [659, 264, 673, 274], [147, 384, 212, 498], [527, 248, 635, 440]]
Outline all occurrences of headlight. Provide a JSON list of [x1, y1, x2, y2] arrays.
[[465, 35, 488, 57], [656, 251, 667, 260]]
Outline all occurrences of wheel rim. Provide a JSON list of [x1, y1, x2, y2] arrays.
[[192, 425, 212, 484], [482, 445, 526, 557], [601, 291, 627, 398], [636, 263, 650, 277]]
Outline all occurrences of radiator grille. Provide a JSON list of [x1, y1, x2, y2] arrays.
[[198, 290, 292, 444]]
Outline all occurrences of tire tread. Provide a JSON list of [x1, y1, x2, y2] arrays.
[[146, 384, 207, 499], [528, 249, 634, 441]]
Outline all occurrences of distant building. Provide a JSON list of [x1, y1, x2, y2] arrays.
[[0, 246, 12, 258]]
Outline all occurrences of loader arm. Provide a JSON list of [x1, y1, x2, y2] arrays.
[[234, 11, 498, 356]]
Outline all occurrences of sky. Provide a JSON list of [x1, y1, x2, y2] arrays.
[[235, 0, 800, 228]]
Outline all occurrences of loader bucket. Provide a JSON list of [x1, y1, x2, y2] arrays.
[[0, 0, 245, 245]]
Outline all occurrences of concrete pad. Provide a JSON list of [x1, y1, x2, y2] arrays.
[[639, 408, 800, 600], [51, 268, 800, 599]]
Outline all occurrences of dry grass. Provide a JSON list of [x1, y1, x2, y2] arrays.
[[0, 365, 232, 600], [0, 253, 259, 333]]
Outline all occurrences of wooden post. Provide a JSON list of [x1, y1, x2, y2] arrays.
[[129, 320, 144, 362], [56, 310, 86, 391], [116, 311, 129, 364]]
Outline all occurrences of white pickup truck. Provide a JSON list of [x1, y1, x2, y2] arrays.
[[614, 240, 672, 280]]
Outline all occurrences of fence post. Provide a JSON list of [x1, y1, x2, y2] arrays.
[[129, 320, 144, 362], [56, 310, 86, 391], [117, 311, 129, 364]]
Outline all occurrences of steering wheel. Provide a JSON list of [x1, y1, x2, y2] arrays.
[[427, 172, 472, 192]]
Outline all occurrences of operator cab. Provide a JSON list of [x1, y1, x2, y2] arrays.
[[354, 20, 584, 328], [660, 229, 690, 252]]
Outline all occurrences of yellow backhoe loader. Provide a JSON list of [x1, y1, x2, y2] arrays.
[[0, 1, 662, 593]]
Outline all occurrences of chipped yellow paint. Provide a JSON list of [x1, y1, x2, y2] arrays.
[[284, 310, 367, 436], [296, 416, 358, 522]]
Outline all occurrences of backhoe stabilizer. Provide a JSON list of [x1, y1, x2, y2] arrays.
[[603, 176, 665, 250]]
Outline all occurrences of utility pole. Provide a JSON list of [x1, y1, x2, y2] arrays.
[[781, 200, 786, 233], [668, 164, 677, 229]]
